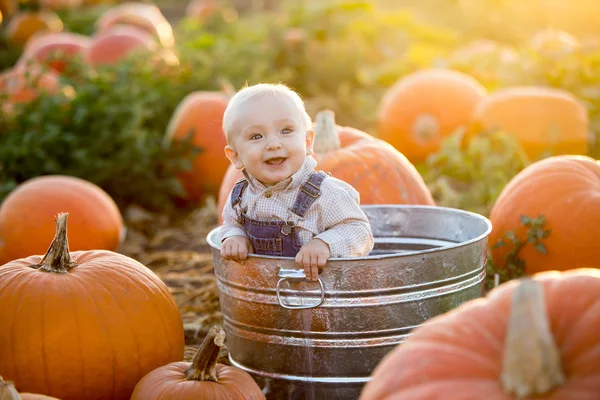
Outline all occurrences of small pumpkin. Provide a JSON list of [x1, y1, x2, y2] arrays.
[[95, 2, 174, 48], [0, 213, 185, 400], [0, 376, 61, 399], [17, 32, 90, 74], [165, 90, 231, 203], [468, 86, 589, 161], [131, 325, 265, 400], [489, 155, 600, 275], [216, 110, 434, 222], [0, 175, 124, 265], [5, 11, 63, 45], [376, 68, 487, 163], [359, 268, 600, 399], [85, 25, 157, 66]]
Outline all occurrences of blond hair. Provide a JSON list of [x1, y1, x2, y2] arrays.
[[222, 83, 312, 143]]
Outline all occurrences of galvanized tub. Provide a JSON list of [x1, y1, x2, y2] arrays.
[[207, 205, 492, 399]]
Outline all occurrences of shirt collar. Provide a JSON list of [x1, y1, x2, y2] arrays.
[[243, 156, 318, 192]]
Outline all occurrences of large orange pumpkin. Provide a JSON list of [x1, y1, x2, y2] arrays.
[[5, 11, 63, 45], [489, 155, 600, 276], [165, 90, 231, 203], [131, 326, 265, 400], [95, 2, 174, 48], [360, 268, 600, 400], [468, 86, 589, 161], [0, 175, 124, 265], [17, 32, 90, 74], [0, 213, 185, 400], [85, 25, 157, 66], [376, 68, 487, 163], [216, 110, 434, 222]]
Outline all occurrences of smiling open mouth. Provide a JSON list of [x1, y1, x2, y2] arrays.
[[265, 157, 286, 165]]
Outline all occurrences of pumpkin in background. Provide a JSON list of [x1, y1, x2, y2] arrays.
[[0, 175, 124, 265], [216, 110, 434, 222], [95, 1, 174, 48], [489, 155, 600, 276], [359, 268, 600, 399], [165, 90, 231, 204], [131, 326, 264, 400], [376, 68, 486, 164], [468, 86, 589, 161], [84, 25, 157, 66], [0, 213, 185, 400], [5, 11, 63, 45], [17, 32, 91, 74]]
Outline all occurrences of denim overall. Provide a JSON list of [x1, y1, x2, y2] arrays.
[[230, 171, 329, 257]]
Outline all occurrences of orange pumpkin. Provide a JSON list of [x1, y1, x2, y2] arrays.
[[17, 32, 90, 74], [216, 110, 434, 222], [131, 326, 264, 400], [377, 68, 487, 163], [0, 376, 61, 399], [85, 25, 157, 66], [165, 90, 231, 203], [5, 11, 63, 45], [360, 268, 600, 400], [0, 175, 124, 265], [489, 155, 600, 276], [96, 2, 174, 48], [468, 86, 589, 161], [0, 213, 185, 400]]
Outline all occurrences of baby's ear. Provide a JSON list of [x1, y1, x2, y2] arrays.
[[305, 129, 315, 155], [225, 145, 244, 169]]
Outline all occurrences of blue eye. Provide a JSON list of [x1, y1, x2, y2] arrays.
[[281, 128, 293, 134], [250, 134, 262, 140]]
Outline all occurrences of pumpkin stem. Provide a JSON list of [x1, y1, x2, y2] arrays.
[[185, 325, 226, 382], [31, 213, 78, 274], [501, 278, 565, 397], [0, 376, 21, 400], [313, 109, 341, 153]]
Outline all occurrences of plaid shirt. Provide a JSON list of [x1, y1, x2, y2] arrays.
[[220, 156, 374, 257]]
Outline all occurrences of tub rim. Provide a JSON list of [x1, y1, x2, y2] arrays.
[[207, 204, 492, 262]]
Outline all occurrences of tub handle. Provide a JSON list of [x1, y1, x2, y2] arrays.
[[276, 269, 325, 310]]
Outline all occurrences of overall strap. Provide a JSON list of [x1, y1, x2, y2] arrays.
[[289, 171, 329, 218], [230, 178, 249, 207]]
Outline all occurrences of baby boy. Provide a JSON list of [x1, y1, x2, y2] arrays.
[[220, 83, 374, 280]]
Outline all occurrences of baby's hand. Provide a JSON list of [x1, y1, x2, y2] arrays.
[[295, 238, 330, 281], [221, 236, 252, 261]]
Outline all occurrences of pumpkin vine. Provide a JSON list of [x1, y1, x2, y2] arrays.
[[485, 214, 550, 290]]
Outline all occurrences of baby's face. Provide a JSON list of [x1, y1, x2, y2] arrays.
[[225, 94, 314, 187]]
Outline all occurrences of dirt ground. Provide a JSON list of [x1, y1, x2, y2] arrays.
[[115, 197, 228, 363]]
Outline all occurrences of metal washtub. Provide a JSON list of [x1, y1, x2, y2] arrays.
[[207, 205, 493, 399]]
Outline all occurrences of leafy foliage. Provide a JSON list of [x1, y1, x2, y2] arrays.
[[0, 53, 206, 211], [485, 215, 551, 290]]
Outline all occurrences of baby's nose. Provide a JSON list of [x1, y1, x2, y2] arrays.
[[265, 137, 282, 149]]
